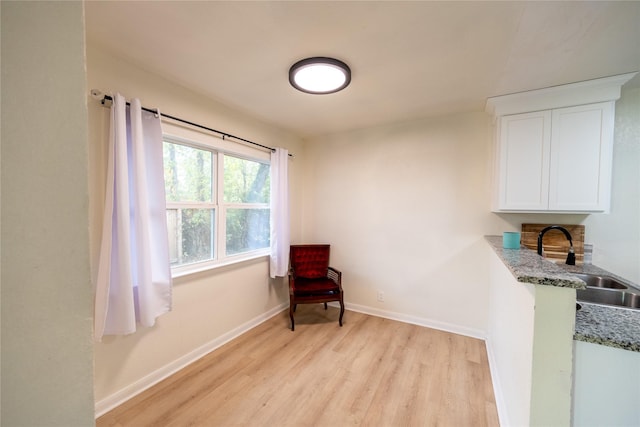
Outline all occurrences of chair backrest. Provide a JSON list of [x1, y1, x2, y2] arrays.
[[290, 244, 330, 279]]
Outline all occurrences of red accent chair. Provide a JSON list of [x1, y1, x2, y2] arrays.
[[288, 244, 344, 331]]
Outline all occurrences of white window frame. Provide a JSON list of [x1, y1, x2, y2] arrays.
[[162, 125, 271, 278], [217, 151, 271, 259]]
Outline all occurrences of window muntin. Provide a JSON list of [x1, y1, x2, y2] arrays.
[[163, 139, 270, 272]]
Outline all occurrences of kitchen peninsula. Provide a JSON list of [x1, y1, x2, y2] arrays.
[[487, 236, 640, 349], [485, 236, 640, 427]]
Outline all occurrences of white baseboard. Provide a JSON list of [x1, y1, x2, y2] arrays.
[[333, 301, 487, 340], [94, 302, 288, 418], [484, 336, 508, 427]]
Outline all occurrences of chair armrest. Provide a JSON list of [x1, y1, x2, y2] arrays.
[[288, 271, 295, 294], [327, 266, 342, 287]]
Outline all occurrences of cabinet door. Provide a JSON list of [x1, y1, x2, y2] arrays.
[[497, 111, 552, 210], [549, 102, 614, 212]]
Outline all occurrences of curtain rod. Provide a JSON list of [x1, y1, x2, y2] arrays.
[[96, 93, 292, 157]]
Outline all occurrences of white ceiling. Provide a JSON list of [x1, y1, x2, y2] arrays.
[[85, 1, 640, 139]]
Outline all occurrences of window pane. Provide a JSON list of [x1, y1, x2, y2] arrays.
[[224, 156, 270, 203], [163, 142, 213, 202], [226, 208, 270, 255], [167, 208, 215, 266]]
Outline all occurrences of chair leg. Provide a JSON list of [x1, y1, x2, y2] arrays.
[[289, 302, 295, 331], [339, 298, 345, 327], [324, 302, 328, 310]]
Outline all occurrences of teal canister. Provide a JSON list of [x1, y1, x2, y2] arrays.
[[503, 232, 521, 249]]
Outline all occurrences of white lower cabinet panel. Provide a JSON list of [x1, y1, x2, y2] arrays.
[[572, 340, 640, 426]]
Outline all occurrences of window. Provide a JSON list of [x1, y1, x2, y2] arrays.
[[163, 138, 270, 272], [223, 155, 271, 255]]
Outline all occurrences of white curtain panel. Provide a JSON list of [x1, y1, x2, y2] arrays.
[[269, 148, 290, 278], [94, 93, 172, 340]]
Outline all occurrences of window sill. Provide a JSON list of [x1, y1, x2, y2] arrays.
[[171, 250, 270, 279]]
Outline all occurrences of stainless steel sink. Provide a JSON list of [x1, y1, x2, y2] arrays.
[[574, 272, 640, 309], [623, 292, 640, 309], [577, 287, 640, 310], [573, 273, 628, 289]]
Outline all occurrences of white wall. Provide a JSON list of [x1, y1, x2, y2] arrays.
[[1, 2, 95, 425], [88, 47, 305, 413], [584, 85, 640, 284], [303, 112, 508, 336]]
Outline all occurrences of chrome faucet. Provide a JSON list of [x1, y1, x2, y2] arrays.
[[537, 225, 576, 265]]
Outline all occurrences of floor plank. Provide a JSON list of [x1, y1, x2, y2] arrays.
[[97, 306, 499, 426]]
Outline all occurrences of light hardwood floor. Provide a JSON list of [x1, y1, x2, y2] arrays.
[[97, 306, 499, 427]]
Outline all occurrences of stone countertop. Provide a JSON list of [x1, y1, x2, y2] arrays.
[[486, 235, 640, 353], [485, 236, 586, 288], [575, 303, 640, 352]]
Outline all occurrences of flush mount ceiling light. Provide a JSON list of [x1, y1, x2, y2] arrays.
[[289, 57, 351, 94]]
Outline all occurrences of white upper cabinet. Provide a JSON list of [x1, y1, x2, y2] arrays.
[[548, 102, 614, 211], [498, 110, 551, 210], [486, 73, 636, 213]]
